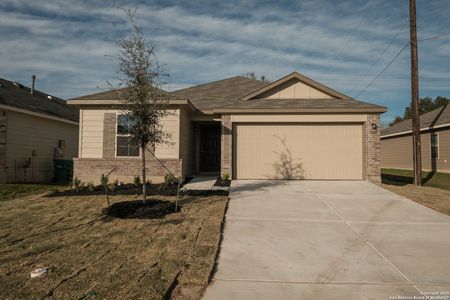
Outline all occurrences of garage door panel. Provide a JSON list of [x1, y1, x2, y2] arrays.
[[234, 124, 363, 180]]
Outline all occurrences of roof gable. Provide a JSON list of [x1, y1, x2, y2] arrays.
[[241, 72, 350, 100]]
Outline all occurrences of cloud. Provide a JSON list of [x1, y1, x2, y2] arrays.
[[0, 0, 449, 125]]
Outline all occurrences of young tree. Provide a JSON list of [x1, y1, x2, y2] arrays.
[[114, 9, 172, 204]]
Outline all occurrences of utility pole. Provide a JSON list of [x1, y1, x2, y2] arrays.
[[410, 0, 422, 186]]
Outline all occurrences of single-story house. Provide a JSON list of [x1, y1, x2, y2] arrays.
[[68, 72, 386, 184], [381, 104, 450, 173], [0, 77, 79, 183]]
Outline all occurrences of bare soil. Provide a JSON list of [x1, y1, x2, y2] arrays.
[[0, 193, 228, 299]]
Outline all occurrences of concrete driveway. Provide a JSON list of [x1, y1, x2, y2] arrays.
[[203, 181, 450, 300]]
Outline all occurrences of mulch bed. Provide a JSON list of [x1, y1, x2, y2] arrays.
[[49, 183, 180, 197], [214, 178, 231, 187], [102, 199, 179, 219]]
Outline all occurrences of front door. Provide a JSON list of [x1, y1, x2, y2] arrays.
[[199, 126, 221, 172]]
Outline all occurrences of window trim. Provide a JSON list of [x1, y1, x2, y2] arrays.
[[115, 114, 141, 158], [431, 133, 439, 159]]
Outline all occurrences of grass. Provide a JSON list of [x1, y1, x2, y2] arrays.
[[0, 183, 68, 201], [0, 193, 228, 299], [380, 183, 450, 217], [381, 168, 450, 191]]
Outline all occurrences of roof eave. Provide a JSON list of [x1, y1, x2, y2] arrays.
[[67, 99, 195, 111], [381, 122, 450, 138], [212, 107, 387, 114], [0, 104, 78, 125]]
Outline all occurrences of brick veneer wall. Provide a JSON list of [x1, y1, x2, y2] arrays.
[[221, 114, 232, 176], [73, 157, 182, 184], [365, 114, 381, 182]]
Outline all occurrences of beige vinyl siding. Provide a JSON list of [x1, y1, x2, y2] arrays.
[[179, 107, 195, 177], [255, 78, 332, 99], [79, 108, 180, 159], [381, 128, 450, 172], [234, 123, 363, 180], [155, 109, 179, 159], [6, 110, 78, 182], [79, 109, 104, 158]]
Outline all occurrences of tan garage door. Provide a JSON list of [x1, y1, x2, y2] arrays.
[[233, 123, 363, 180]]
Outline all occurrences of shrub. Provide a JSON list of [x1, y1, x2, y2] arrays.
[[221, 173, 230, 181], [100, 173, 111, 207], [133, 175, 141, 186], [108, 183, 116, 193], [73, 177, 83, 191], [164, 173, 177, 187], [87, 181, 95, 192]]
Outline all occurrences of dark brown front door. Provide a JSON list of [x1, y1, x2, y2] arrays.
[[199, 126, 220, 172]]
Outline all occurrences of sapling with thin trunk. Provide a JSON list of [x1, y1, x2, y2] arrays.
[[111, 8, 172, 204]]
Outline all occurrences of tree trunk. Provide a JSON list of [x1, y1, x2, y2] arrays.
[[105, 187, 110, 207], [141, 146, 147, 204]]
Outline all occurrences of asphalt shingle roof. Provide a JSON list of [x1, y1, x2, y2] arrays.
[[70, 87, 183, 101], [0, 78, 78, 122], [170, 76, 268, 111], [381, 104, 450, 136], [70, 74, 385, 113]]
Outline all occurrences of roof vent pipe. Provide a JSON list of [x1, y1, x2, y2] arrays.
[[31, 75, 36, 95]]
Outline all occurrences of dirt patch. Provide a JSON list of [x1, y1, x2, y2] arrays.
[[102, 200, 179, 219]]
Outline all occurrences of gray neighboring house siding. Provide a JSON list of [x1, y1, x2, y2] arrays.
[[381, 105, 450, 173], [0, 78, 79, 183]]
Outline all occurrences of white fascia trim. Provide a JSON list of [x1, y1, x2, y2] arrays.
[[381, 122, 450, 138], [0, 104, 78, 126]]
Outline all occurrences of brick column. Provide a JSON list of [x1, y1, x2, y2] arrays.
[[221, 114, 232, 176], [365, 114, 381, 182]]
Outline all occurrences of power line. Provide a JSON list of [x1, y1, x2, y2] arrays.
[[352, 31, 450, 99], [354, 44, 409, 99], [419, 31, 450, 42], [348, 24, 407, 96]]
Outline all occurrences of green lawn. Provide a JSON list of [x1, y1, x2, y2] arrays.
[[0, 184, 67, 201], [381, 168, 450, 191]]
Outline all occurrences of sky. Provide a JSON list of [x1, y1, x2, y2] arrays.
[[0, 0, 449, 126]]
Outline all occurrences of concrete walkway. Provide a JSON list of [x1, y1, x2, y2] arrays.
[[203, 180, 450, 300], [181, 176, 217, 191]]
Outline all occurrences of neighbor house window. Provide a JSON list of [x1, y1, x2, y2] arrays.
[[116, 114, 139, 157], [431, 133, 439, 159]]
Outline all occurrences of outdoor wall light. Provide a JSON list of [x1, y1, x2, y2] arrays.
[[371, 123, 378, 130]]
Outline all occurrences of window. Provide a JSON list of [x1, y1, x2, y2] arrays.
[[431, 133, 439, 159], [116, 114, 139, 157]]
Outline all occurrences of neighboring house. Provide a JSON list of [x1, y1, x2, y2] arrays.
[[381, 104, 450, 173], [0, 78, 79, 183], [68, 72, 386, 184]]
